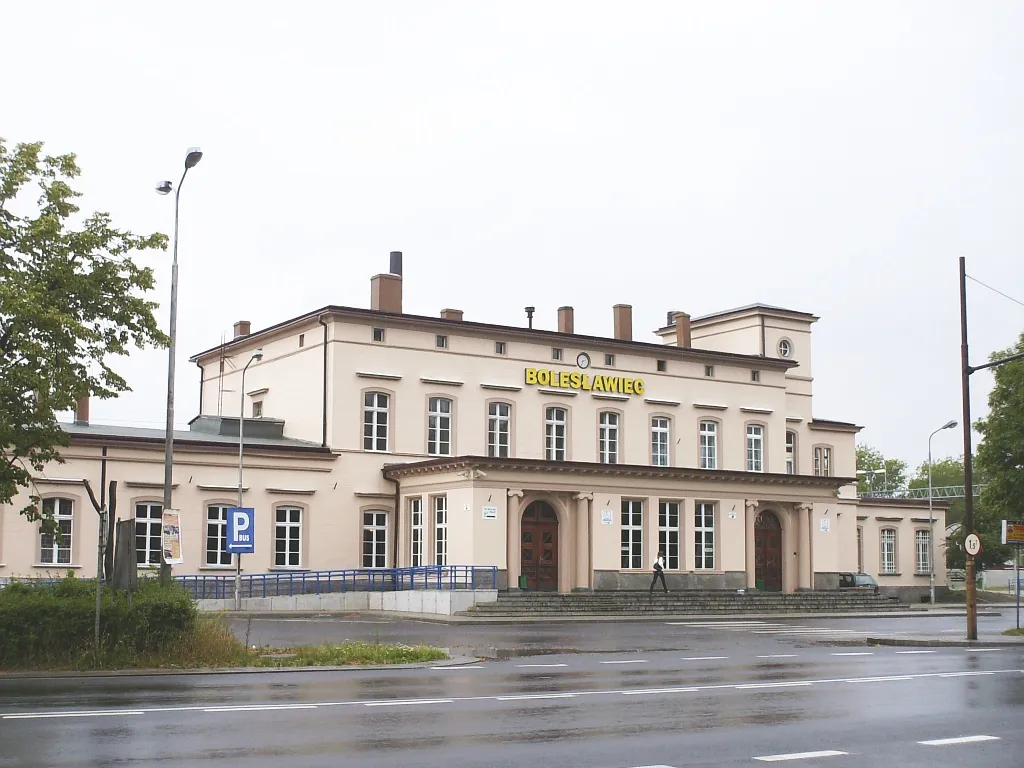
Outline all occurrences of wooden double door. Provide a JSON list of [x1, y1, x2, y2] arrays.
[[520, 501, 558, 591], [754, 510, 783, 592]]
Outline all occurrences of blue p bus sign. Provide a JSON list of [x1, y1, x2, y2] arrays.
[[226, 507, 255, 554]]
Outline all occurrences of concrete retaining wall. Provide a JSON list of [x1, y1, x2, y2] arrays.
[[196, 589, 498, 614]]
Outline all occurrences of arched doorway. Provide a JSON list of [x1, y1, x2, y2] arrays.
[[754, 510, 783, 592], [521, 501, 559, 591]]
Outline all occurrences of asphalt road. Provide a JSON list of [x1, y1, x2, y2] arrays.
[[1, 642, 1021, 767]]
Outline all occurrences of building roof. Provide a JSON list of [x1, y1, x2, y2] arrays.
[[691, 303, 820, 324], [188, 304, 798, 371], [808, 418, 864, 433], [59, 422, 332, 455]]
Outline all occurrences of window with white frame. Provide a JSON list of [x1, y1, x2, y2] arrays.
[[545, 406, 567, 461], [433, 495, 448, 566], [695, 502, 715, 569], [252, 401, 263, 418], [915, 530, 931, 574], [206, 505, 232, 566], [363, 391, 390, 452], [746, 424, 764, 472], [362, 510, 388, 568], [621, 500, 643, 569], [410, 498, 424, 567], [785, 431, 797, 474], [651, 417, 670, 467], [699, 420, 718, 469], [39, 497, 74, 565], [880, 528, 897, 574], [658, 501, 680, 570], [814, 446, 832, 477], [598, 411, 619, 464], [487, 402, 511, 458], [135, 502, 162, 566], [427, 397, 452, 456], [275, 506, 302, 567]]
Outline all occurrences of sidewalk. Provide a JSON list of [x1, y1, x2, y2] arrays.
[[864, 633, 1024, 648]]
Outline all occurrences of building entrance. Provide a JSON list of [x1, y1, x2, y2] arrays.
[[521, 501, 559, 591], [755, 510, 783, 592]]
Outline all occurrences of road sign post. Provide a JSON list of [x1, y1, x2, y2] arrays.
[[227, 507, 255, 610], [1001, 521, 1024, 630]]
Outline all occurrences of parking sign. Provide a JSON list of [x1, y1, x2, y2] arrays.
[[227, 507, 255, 554]]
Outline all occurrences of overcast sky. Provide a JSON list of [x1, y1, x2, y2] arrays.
[[7, 1, 1022, 473]]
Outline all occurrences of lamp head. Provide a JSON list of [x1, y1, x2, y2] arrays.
[[943, 420, 958, 430], [155, 180, 173, 195], [184, 147, 203, 169], [252, 349, 264, 361]]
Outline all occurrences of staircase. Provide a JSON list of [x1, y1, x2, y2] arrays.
[[459, 590, 903, 618]]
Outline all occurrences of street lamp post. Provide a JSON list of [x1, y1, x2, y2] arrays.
[[235, 350, 263, 611], [156, 147, 203, 585], [928, 420, 958, 605]]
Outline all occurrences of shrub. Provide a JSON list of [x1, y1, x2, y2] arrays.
[[0, 575, 197, 669]]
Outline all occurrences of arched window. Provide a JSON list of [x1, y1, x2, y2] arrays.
[[487, 401, 511, 458], [651, 417, 670, 467], [785, 431, 797, 474], [598, 411, 620, 464], [880, 528, 897, 574], [699, 420, 718, 469], [39, 497, 74, 565], [427, 397, 452, 456], [363, 391, 390, 452], [545, 406, 568, 461]]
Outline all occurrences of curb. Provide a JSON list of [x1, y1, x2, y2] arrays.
[[0, 655, 481, 681], [866, 636, 1024, 649]]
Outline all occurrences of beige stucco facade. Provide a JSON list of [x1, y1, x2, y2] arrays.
[[0, 259, 946, 598]]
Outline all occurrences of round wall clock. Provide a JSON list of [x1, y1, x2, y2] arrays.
[[576, 352, 591, 370]]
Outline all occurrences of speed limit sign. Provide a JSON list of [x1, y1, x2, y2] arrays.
[[964, 532, 983, 557]]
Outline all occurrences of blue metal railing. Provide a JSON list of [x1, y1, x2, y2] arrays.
[[173, 565, 498, 600]]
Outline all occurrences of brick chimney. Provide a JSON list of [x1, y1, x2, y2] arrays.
[[74, 395, 90, 426], [673, 311, 692, 347], [613, 304, 632, 341], [557, 306, 574, 334], [440, 308, 463, 321], [370, 274, 402, 314], [233, 320, 251, 339]]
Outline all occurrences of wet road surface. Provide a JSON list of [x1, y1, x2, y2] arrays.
[[1, 643, 1020, 767]]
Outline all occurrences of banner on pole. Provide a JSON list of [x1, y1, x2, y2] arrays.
[[162, 509, 183, 564], [1001, 520, 1024, 545]]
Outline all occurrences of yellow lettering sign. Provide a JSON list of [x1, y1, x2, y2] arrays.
[[523, 368, 646, 397]]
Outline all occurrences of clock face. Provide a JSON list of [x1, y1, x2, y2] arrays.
[[576, 352, 591, 370]]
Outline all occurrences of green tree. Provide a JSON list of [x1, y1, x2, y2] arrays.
[[856, 444, 908, 496], [0, 138, 167, 526], [907, 456, 980, 527]]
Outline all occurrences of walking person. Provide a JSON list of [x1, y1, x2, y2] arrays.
[[650, 550, 668, 595]]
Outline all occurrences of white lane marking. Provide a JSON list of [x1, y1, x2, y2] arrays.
[[895, 650, 937, 654], [735, 682, 813, 690], [844, 676, 913, 683], [600, 659, 648, 664], [496, 693, 576, 701], [669, 621, 778, 626], [965, 648, 1002, 652], [757, 654, 799, 659], [754, 750, 848, 762], [831, 652, 873, 656], [681, 656, 729, 661], [940, 671, 995, 678], [203, 704, 318, 713], [515, 663, 568, 668], [918, 735, 1000, 746], [363, 699, 453, 707], [2, 710, 145, 720], [752, 629, 866, 635], [4, 668, 1022, 720], [431, 665, 485, 670], [621, 687, 699, 696]]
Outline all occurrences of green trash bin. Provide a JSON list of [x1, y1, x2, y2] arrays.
[[518, 575, 528, 591]]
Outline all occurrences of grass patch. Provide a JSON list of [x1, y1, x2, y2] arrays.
[[251, 642, 449, 667], [1002, 627, 1024, 636]]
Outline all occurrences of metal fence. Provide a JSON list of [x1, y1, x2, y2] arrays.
[[173, 565, 498, 600]]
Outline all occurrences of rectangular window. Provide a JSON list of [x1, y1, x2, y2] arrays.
[[695, 502, 715, 569], [751, 370, 761, 382], [857, 527, 863, 572], [135, 502, 162, 566], [39, 497, 73, 565], [410, 498, 424, 567], [598, 411, 619, 464], [545, 406, 567, 461], [880, 529, 897, 575], [494, 341, 506, 355], [363, 391, 390, 452], [651, 417, 670, 467], [605, 353, 615, 367], [915, 530, 931, 574], [704, 365, 714, 377], [552, 347, 563, 361], [487, 402, 511, 458], [298, 333, 305, 347], [206, 505, 232, 566], [657, 359, 667, 372], [362, 510, 388, 568], [427, 397, 452, 456], [435, 334, 448, 349], [814, 446, 832, 477], [621, 500, 643, 569], [275, 506, 302, 567], [746, 424, 764, 472], [372, 327, 385, 343], [434, 496, 448, 566], [699, 421, 718, 470], [658, 501, 680, 570], [785, 431, 796, 474], [252, 400, 263, 418]]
